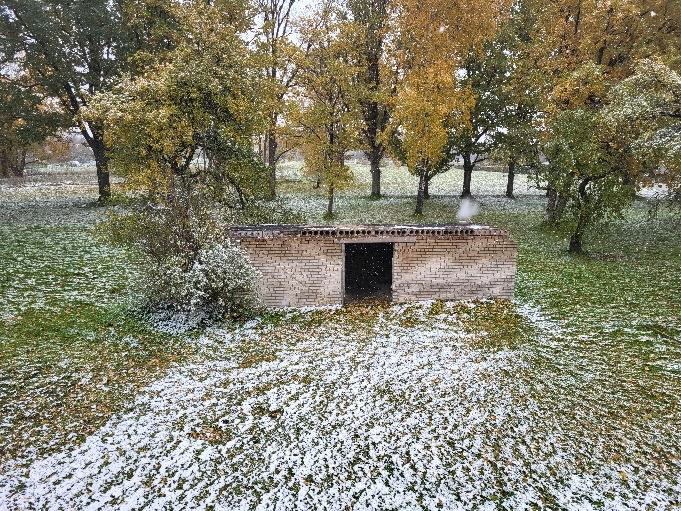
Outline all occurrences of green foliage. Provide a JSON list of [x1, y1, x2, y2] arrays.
[[88, 1, 267, 204], [151, 242, 258, 319], [604, 58, 681, 198], [88, 5, 264, 202], [97, 179, 301, 319], [0, 0, 173, 197], [0, 1, 133, 92], [85, 2, 306, 318], [537, 108, 637, 252], [346, 0, 395, 197], [447, 41, 510, 165], [491, 1, 541, 169], [0, 78, 65, 176], [527, 0, 681, 251]]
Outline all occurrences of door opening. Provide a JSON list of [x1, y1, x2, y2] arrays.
[[344, 243, 393, 303]]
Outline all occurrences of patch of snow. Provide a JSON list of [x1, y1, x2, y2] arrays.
[[1, 303, 678, 510]]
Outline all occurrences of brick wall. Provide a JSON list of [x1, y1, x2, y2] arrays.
[[236, 237, 343, 307], [233, 228, 517, 307], [392, 235, 517, 302]]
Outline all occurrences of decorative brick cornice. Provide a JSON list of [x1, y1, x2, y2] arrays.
[[229, 224, 508, 239]]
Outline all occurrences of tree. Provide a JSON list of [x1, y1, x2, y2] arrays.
[[387, 0, 511, 214], [532, 0, 680, 87], [448, 43, 509, 198], [88, 1, 265, 207], [389, 66, 471, 214], [494, 96, 539, 200], [604, 58, 681, 200], [0, 77, 64, 177], [256, 0, 301, 199], [88, 2, 297, 319], [538, 106, 636, 253], [492, 1, 541, 199], [530, 0, 681, 251], [0, 0, 176, 200], [347, 0, 395, 198], [291, 1, 358, 219]]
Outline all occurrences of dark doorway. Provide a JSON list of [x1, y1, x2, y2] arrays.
[[344, 243, 393, 303]]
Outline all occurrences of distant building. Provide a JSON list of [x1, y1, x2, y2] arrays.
[[230, 224, 517, 307]]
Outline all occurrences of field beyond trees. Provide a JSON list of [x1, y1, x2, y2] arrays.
[[1, 165, 679, 510]]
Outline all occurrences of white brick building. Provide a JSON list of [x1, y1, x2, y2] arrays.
[[230, 224, 517, 307]]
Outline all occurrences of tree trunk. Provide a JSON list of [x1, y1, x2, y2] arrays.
[[13, 158, 24, 177], [569, 204, 589, 253], [424, 175, 430, 199], [0, 150, 9, 178], [91, 137, 111, 201], [568, 229, 583, 254], [546, 187, 556, 219], [546, 186, 567, 224], [266, 126, 277, 200], [0, 148, 26, 177], [506, 159, 516, 198], [414, 166, 427, 215], [369, 152, 381, 199], [461, 153, 473, 198], [362, 42, 385, 200], [257, 135, 264, 161], [326, 184, 335, 218], [20, 148, 27, 175], [546, 185, 565, 224], [568, 177, 593, 254]]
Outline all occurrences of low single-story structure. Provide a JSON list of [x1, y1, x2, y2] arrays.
[[230, 224, 517, 307]]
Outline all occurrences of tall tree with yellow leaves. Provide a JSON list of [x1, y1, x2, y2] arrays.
[[291, 1, 359, 219], [388, 0, 511, 214]]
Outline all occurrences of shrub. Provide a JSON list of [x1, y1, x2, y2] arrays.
[[99, 194, 263, 321], [149, 241, 259, 319], [223, 200, 305, 225]]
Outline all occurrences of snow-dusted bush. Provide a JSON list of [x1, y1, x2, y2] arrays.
[[99, 193, 263, 321], [150, 241, 259, 319]]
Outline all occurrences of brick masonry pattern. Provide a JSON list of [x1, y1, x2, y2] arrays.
[[391, 236, 516, 303], [234, 234, 517, 307], [236, 238, 344, 308]]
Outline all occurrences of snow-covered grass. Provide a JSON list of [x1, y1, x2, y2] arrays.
[[0, 172, 196, 465], [1, 165, 680, 510], [2, 302, 679, 510], [277, 161, 543, 200]]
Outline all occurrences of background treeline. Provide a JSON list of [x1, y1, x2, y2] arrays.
[[1, 0, 680, 256]]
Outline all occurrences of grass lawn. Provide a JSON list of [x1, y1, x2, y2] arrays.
[[0, 164, 679, 510]]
